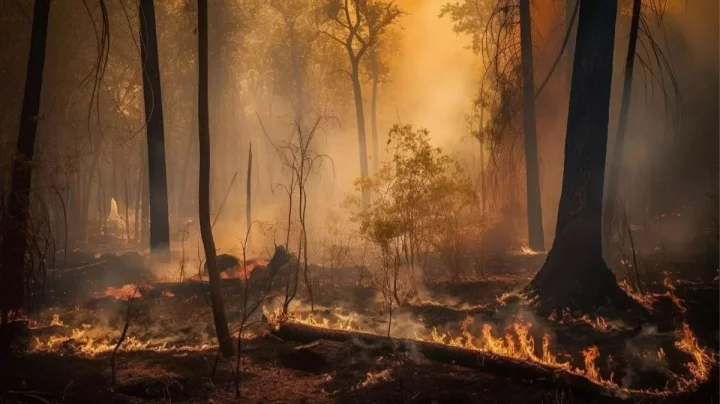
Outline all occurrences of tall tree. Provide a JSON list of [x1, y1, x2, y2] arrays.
[[139, 0, 171, 261], [602, 0, 642, 253], [518, 0, 545, 251], [525, 0, 643, 315], [198, 0, 235, 358], [323, 0, 402, 205], [369, 46, 380, 174], [0, 0, 51, 326]]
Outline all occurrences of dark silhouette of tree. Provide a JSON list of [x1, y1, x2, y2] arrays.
[[139, 0, 170, 261], [198, 0, 235, 358], [519, 0, 544, 251], [525, 0, 644, 316], [602, 0, 641, 251], [0, 0, 51, 326]]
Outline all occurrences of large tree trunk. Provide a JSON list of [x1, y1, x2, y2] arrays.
[[0, 0, 51, 326], [351, 64, 370, 207], [139, 0, 170, 262], [370, 48, 380, 174], [519, 0, 545, 252], [526, 0, 642, 316], [198, 0, 235, 358], [602, 0, 642, 256]]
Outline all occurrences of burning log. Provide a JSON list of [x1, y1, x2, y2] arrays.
[[272, 322, 614, 398]]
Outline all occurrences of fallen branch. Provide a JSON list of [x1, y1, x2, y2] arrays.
[[273, 322, 613, 398]]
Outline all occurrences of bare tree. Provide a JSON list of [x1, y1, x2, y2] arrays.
[[139, 0, 171, 262], [0, 0, 51, 326], [198, 0, 234, 358], [322, 0, 402, 206]]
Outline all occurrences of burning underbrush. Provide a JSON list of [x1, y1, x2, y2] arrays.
[[264, 289, 716, 399], [8, 248, 716, 403]]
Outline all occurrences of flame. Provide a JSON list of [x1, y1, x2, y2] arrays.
[[103, 284, 140, 300], [50, 314, 65, 327], [32, 322, 214, 357], [618, 280, 655, 310], [657, 347, 666, 361], [519, 246, 540, 255], [162, 290, 175, 298], [357, 369, 393, 389], [674, 322, 713, 389], [662, 273, 687, 312]]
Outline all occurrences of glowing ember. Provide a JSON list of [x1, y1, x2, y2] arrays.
[[103, 284, 140, 300], [357, 369, 393, 389], [162, 290, 175, 298]]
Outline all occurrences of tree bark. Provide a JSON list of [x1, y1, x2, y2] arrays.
[[526, 0, 643, 316], [519, 0, 545, 252], [602, 0, 642, 255], [370, 48, 380, 174], [198, 0, 235, 358], [351, 63, 370, 207], [139, 0, 170, 262], [0, 0, 51, 325], [565, 0, 577, 85]]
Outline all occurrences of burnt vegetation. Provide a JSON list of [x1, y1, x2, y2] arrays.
[[0, 0, 717, 403]]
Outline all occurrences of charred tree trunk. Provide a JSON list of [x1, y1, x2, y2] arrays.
[[526, 0, 643, 316], [351, 62, 370, 207], [370, 47, 380, 174], [519, 0, 545, 252], [602, 0, 642, 255], [139, 0, 170, 262], [565, 0, 577, 85], [198, 0, 235, 358], [0, 0, 51, 326]]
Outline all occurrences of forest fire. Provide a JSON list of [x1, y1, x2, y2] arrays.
[[0, 0, 716, 402], [272, 305, 715, 397]]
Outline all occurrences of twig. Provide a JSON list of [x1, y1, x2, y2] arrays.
[[211, 172, 238, 229], [110, 285, 140, 387]]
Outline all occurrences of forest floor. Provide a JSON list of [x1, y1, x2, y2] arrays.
[[0, 244, 717, 404]]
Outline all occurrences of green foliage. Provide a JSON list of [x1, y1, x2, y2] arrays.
[[349, 124, 476, 275]]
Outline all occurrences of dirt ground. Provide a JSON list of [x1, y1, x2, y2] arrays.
[[0, 246, 717, 404]]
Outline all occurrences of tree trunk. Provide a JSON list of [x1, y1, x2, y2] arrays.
[[526, 0, 643, 317], [602, 0, 642, 256], [565, 0, 577, 85], [198, 0, 235, 358], [139, 0, 170, 262], [519, 0, 545, 252], [0, 0, 51, 326], [370, 48, 380, 174], [351, 64, 370, 207]]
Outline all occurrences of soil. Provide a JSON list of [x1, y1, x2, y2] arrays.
[[0, 245, 717, 404]]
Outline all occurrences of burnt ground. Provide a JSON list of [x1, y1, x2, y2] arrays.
[[0, 247, 717, 404]]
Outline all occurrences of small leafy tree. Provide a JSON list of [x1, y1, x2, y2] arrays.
[[350, 124, 476, 294]]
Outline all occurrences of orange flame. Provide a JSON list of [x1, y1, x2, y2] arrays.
[[103, 284, 140, 300]]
